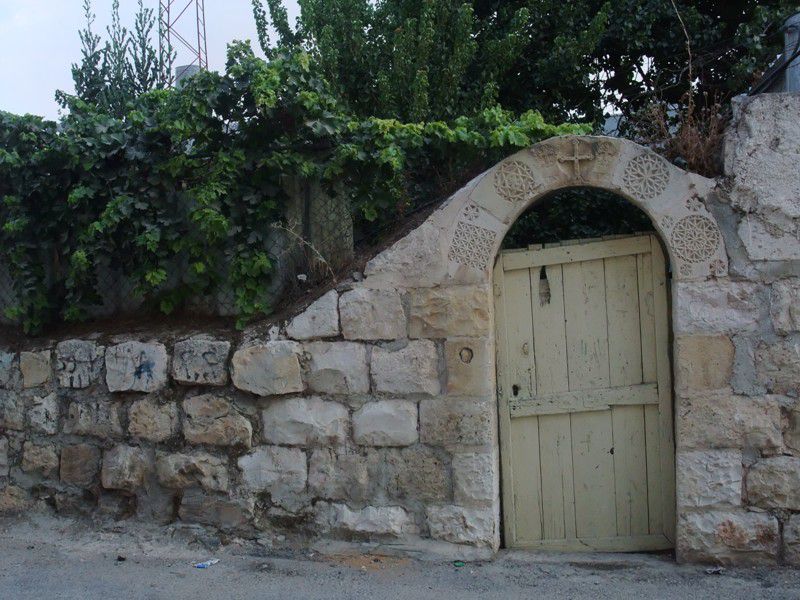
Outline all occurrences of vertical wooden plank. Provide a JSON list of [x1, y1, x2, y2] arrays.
[[571, 410, 617, 538], [563, 259, 610, 391], [651, 237, 676, 541], [637, 252, 657, 384], [644, 404, 663, 534], [612, 406, 649, 535], [503, 268, 536, 400], [539, 414, 576, 540], [605, 255, 643, 387], [510, 417, 543, 542]]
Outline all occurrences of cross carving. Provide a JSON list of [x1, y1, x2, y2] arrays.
[[557, 139, 595, 180]]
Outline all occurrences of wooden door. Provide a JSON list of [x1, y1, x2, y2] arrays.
[[494, 234, 675, 551]]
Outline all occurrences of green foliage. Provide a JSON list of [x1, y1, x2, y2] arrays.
[[1, 43, 585, 333], [254, 0, 795, 123]]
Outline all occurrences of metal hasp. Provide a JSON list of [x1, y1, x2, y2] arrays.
[[750, 11, 800, 94], [159, 0, 208, 87]]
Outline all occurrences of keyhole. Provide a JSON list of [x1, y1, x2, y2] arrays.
[[539, 266, 551, 306], [512, 384, 520, 397]]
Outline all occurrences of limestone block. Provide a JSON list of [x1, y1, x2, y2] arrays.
[[182, 394, 252, 448], [231, 341, 304, 396], [56, 340, 104, 389], [128, 398, 178, 442], [0, 486, 29, 513], [20, 350, 52, 389], [770, 279, 800, 334], [237, 446, 307, 496], [676, 450, 742, 508], [737, 215, 800, 261], [339, 288, 406, 340], [784, 514, 800, 567], [674, 335, 734, 393], [677, 393, 782, 452], [0, 437, 7, 477], [409, 286, 491, 339], [308, 449, 370, 502], [21, 442, 59, 478], [60, 444, 101, 487], [0, 352, 18, 390], [677, 510, 778, 564], [156, 451, 229, 492], [261, 397, 348, 446], [756, 338, 800, 395], [746, 456, 800, 510], [179, 488, 253, 530], [29, 392, 58, 435], [317, 503, 413, 537], [63, 400, 124, 438], [105, 341, 168, 393], [172, 336, 231, 386], [371, 341, 440, 396], [101, 445, 150, 491], [426, 505, 495, 546], [452, 451, 495, 506], [352, 400, 418, 446], [0, 391, 24, 431], [673, 281, 761, 334], [364, 219, 447, 288], [385, 446, 451, 502], [419, 398, 494, 446], [785, 404, 800, 453], [445, 338, 493, 396], [305, 341, 369, 394], [286, 290, 339, 340]]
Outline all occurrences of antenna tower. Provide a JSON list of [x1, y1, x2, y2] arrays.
[[159, 0, 208, 85]]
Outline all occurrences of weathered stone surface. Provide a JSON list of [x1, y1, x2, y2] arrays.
[[101, 445, 149, 491], [60, 444, 101, 487], [452, 451, 495, 506], [445, 338, 493, 396], [420, 398, 494, 446], [673, 281, 761, 334], [0, 391, 24, 431], [784, 514, 800, 567], [56, 340, 104, 389], [364, 219, 445, 287], [156, 451, 229, 492], [286, 290, 339, 340], [675, 335, 734, 393], [0, 352, 18, 390], [28, 392, 58, 435], [0, 437, 8, 477], [352, 400, 418, 446], [755, 338, 800, 395], [737, 215, 800, 261], [678, 393, 782, 452], [385, 446, 451, 502], [678, 510, 778, 564], [784, 403, 800, 453], [261, 397, 348, 446], [20, 350, 52, 388], [770, 279, 800, 334], [237, 446, 307, 496], [339, 288, 406, 340], [371, 341, 440, 396], [308, 449, 370, 502], [676, 450, 742, 508], [182, 394, 252, 448], [409, 286, 490, 338], [317, 502, 413, 537], [128, 398, 178, 442], [0, 486, 29, 513], [426, 505, 494, 546], [305, 341, 369, 394], [231, 342, 304, 396], [21, 442, 59, 478], [105, 341, 168, 393], [172, 336, 231, 386], [746, 456, 800, 510], [63, 400, 124, 438], [179, 488, 253, 530]]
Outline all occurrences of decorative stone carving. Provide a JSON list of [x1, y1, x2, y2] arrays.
[[670, 215, 721, 264], [622, 152, 670, 200], [556, 138, 597, 180], [493, 160, 539, 203], [460, 203, 480, 222], [447, 220, 497, 270]]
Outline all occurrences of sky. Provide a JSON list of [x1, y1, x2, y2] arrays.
[[0, 0, 300, 120]]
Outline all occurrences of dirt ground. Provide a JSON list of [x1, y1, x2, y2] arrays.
[[1, 514, 799, 600]]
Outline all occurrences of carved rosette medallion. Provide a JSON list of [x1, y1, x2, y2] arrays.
[[493, 160, 540, 203], [670, 215, 721, 264], [622, 153, 671, 200]]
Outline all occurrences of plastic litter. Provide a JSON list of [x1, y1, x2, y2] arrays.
[[453, 560, 466, 568], [704, 566, 725, 575], [194, 558, 220, 569]]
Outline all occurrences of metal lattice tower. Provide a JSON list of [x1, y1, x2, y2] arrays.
[[159, 0, 208, 85]]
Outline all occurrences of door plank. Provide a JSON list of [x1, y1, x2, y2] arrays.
[[644, 404, 664, 534], [510, 417, 544, 542], [605, 255, 643, 387], [503, 236, 652, 271], [509, 383, 658, 417], [530, 264, 569, 397], [612, 405, 649, 536], [503, 268, 536, 400], [571, 410, 617, 538], [539, 414, 577, 540]]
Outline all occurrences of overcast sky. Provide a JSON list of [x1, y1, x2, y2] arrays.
[[0, 0, 300, 119]]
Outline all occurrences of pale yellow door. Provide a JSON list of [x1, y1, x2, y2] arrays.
[[494, 234, 675, 551]]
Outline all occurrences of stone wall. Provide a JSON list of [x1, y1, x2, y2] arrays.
[[1, 92, 798, 564]]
